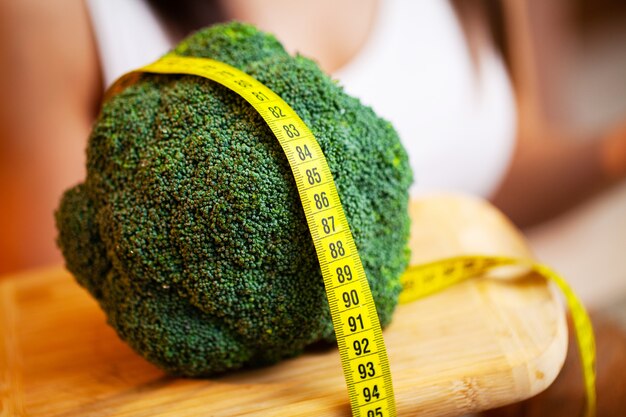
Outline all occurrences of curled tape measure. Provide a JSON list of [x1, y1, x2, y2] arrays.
[[108, 55, 596, 417]]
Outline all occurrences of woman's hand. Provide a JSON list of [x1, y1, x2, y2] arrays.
[[601, 120, 626, 182]]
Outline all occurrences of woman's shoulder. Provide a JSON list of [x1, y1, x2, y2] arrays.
[[0, 0, 102, 126]]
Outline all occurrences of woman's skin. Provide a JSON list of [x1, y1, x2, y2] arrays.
[[0, 0, 101, 272], [0, 0, 624, 273]]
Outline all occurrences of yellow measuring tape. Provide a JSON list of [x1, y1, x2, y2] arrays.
[[108, 54, 596, 417]]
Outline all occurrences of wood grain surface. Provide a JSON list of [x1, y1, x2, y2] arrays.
[[0, 195, 568, 416]]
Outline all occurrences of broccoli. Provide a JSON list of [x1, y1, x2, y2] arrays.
[[55, 22, 412, 376]]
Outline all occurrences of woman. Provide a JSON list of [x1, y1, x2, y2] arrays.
[[0, 0, 623, 272]]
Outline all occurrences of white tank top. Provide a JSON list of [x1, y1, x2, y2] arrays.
[[86, 0, 516, 199]]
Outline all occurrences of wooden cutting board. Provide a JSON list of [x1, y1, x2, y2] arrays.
[[0, 195, 567, 416]]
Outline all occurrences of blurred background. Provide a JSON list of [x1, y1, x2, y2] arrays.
[[0, 0, 625, 414], [521, 0, 626, 307]]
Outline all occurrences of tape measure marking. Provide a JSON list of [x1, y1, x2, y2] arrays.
[[107, 54, 396, 417], [400, 255, 596, 417]]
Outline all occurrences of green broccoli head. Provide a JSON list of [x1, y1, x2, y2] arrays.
[[56, 22, 412, 376]]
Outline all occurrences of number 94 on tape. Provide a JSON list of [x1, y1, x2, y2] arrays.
[[357, 379, 389, 415]]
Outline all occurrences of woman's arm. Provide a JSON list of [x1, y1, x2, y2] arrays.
[[488, 0, 626, 227], [491, 123, 624, 227], [0, 0, 102, 273]]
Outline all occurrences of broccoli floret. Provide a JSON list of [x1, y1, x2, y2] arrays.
[[55, 22, 412, 376]]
